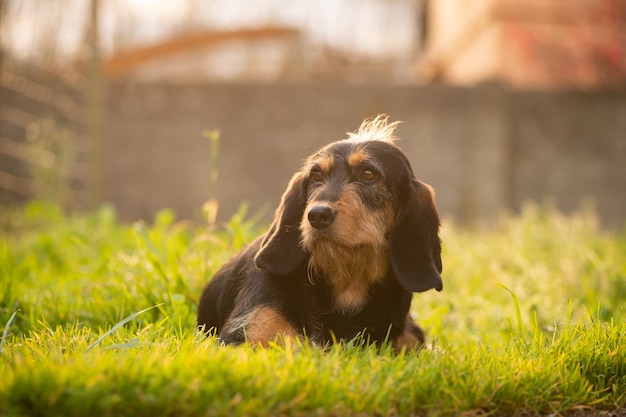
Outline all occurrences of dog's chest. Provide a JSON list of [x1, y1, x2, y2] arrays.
[[332, 282, 370, 313], [306, 277, 410, 343], [308, 246, 389, 314]]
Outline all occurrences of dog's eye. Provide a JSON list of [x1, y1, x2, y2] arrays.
[[360, 169, 379, 182], [311, 169, 324, 182]]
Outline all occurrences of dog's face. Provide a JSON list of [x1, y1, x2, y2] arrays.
[[300, 140, 395, 252], [255, 116, 443, 297]]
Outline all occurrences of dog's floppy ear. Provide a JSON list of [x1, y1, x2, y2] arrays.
[[389, 177, 443, 293], [254, 172, 308, 275]]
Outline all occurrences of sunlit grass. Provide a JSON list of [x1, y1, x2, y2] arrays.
[[0, 201, 624, 416]]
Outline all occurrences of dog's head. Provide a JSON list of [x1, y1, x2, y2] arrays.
[[255, 115, 442, 293]]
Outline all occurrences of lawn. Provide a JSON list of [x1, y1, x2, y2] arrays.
[[1, 201, 625, 416]]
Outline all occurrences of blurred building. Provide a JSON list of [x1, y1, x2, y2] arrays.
[[417, 0, 626, 89], [96, 0, 423, 84], [99, 0, 626, 88]]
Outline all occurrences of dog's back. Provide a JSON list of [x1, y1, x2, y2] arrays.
[[197, 239, 262, 336]]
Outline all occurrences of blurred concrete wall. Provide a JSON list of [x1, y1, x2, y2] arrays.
[[106, 83, 626, 228]]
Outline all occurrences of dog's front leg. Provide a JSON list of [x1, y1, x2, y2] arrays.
[[220, 305, 299, 346], [391, 315, 426, 353]]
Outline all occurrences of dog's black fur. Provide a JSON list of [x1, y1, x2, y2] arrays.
[[197, 116, 442, 351]]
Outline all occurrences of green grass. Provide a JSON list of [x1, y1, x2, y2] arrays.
[[1, 201, 625, 416]]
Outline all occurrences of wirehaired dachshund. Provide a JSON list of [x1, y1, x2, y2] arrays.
[[197, 115, 443, 352]]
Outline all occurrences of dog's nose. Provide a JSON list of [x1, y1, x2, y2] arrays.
[[307, 205, 335, 229]]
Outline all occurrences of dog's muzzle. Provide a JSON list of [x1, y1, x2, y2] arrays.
[[307, 205, 335, 229]]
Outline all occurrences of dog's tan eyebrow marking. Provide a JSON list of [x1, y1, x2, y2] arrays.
[[310, 152, 334, 173], [347, 147, 372, 167]]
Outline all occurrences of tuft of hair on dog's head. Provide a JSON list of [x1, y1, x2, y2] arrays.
[[344, 114, 402, 144]]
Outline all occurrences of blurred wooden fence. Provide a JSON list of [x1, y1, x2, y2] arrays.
[[0, 63, 88, 207], [0, 0, 103, 209]]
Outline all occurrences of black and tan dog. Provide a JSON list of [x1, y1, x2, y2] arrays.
[[197, 115, 442, 352]]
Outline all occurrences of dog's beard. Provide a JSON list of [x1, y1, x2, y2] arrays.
[[305, 238, 388, 314]]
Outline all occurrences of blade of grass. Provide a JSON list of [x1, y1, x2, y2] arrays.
[[85, 304, 162, 352], [498, 284, 526, 343], [1, 309, 19, 354]]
